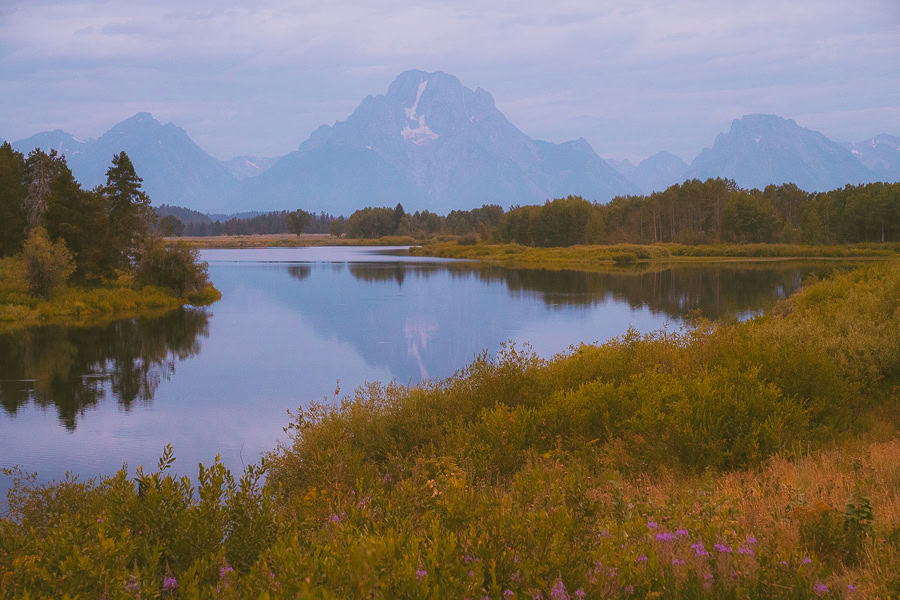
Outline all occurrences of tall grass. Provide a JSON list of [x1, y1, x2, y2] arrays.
[[1, 264, 898, 598]]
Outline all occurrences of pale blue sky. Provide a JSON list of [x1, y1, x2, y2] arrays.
[[1, 0, 898, 162]]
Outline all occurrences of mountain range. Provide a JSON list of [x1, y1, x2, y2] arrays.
[[7, 70, 898, 214]]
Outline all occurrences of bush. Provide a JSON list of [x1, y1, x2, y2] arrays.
[[22, 227, 75, 298], [611, 252, 637, 264], [135, 239, 210, 296], [458, 233, 479, 245]]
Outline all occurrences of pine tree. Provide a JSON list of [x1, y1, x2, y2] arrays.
[[103, 152, 152, 269], [0, 142, 27, 256]]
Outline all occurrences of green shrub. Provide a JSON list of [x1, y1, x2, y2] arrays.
[[135, 239, 210, 296], [22, 226, 75, 298], [611, 252, 638, 264]]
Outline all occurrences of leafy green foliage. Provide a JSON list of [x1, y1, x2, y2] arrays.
[[22, 227, 75, 298], [135, 239, 211, 296], [285, 208, 312, 235]]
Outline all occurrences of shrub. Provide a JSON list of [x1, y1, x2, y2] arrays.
[[22, 226, 75, 298], [458, 232, 479, 245], [611, 252, 637, 264], [135, 239, 209, 296]]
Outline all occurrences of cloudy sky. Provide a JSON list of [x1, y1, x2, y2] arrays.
[[1, 0, 898, 162]]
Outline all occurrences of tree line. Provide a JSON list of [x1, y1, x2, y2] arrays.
[[155, 205, 337, 237], [497, 179, 900, 247]]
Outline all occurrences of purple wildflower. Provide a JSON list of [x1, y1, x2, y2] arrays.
[[382, 473, 392, 484], [511, 571, 521, 583], [162, 577, 178, 592], [814, 583, 829, 596], [464, 555, 474, 564], [624, 585, 634, 595], [803, 557, 812, 565], [328, 513, 341, 524], [676, 529, 689, 537], [647, 521, 658, 529], [97, 517, 103, 523], [691, 542, 709, 557], [737, 547, 754, 556], [415, 569, 427, 581], [672, 557, 686, 566], [504, 590, 514, 599], [746, 535, 758, 545], [713, 543, 732, 553], [550, 578, 569, 600], [780, 560, 789, 567], [704, 573, 714, 581], [469, 570, 475, 578], [220, 565, 234, 578], [656, 532, 675, 542], [637, 555, 648, 563], [848, 584, 857, 592], [574, 590, 586, 599]]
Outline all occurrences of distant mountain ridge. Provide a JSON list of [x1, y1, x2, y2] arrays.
[[233, 70, 639, 214], [686, 114, 875, 192], [9, 77, 898, 214], [843, 134, 900, 183], [13, 113, 237, 212]]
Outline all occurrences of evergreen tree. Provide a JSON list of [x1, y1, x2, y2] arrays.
[[104, 152, 152, 269], [0, 143, 27, 256]]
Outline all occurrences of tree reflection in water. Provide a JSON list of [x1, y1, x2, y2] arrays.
[[0, 308, 210, 431]]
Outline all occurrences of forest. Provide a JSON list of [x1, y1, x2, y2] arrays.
[[0, 142, 217, 325]]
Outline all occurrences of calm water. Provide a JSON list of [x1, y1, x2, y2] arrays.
[[0, 247, 857, 497]]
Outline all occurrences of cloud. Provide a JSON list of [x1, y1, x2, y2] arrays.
[[0, 0, 897, 161]]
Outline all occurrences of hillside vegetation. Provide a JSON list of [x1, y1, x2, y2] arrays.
[[2, 263, 898, 598]]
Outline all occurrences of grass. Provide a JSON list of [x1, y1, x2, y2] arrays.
[[410, 241, 900, 271], [0, 256, 221, 332], [1, 263, 899, 598]]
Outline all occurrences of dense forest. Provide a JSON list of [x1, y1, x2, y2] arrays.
[[0, 142, 212, 299], [155, 205, 336, 236], [497, 179, 900, 247]]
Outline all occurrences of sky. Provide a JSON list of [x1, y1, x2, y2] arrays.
[[0, 0, 898, 163]]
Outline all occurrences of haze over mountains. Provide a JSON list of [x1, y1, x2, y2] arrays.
[[8, 70, 898, 215]]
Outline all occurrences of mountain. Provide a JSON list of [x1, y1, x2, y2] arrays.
[[611, 151, 689, 194], [844, 134, 900, 182], [687, 114, 875, 192], [219, 155, 281, 180], [233, 70, 639, 214], [13, 113, 237, 212]]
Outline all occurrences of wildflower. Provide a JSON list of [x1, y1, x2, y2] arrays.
[[415, 569, 427, 581], [624, 585, 634, 595], [691, 542, 709, 557], [574, 590, 586, 599], [737, 547, 754, 556], [672, 557, 686, 566], [504, 590, 514, 598], [636, 555, 648, 563], [550, 578, 569, 600], [704, 573, 714, 581], [220, 565, 234, 578], [647, 521, 658, 529], [814, 583, 829, 596], [713, 543, 732, 553], [382, 473, 393, 484], [676, 529, 689, 537], [780, 560, 788, 566], [162, 577, 178, 592], [746, 535, 758, 545], [328, 513, 341, 524], [511, 571, 521, 583], [97, 517, 103, 523], [464, 555, 474, 564], [655, 532, 675, 542], [513, 555, 519, 564], [848, 584, 856, 592], [802, 557, 812, 565], [469, 570, 475, 578]]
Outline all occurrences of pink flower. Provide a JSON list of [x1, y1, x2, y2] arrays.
[[415, 569, 427, 581], [162, 576, 178, 592]]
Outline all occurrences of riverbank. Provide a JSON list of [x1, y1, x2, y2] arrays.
[[410, 241, 900, 270], [2, 263, 898, 597], [0, 256, 220, 332], [167, 233, 425, 249]]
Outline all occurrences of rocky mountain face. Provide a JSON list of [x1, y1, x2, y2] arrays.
[[13, 113, 237, 212], [233, 70, 639, 214], [844, 134, 900, 183], [219, 155, 281, 180], [686, 114, 875, 192], [611, 151, 689, 195]]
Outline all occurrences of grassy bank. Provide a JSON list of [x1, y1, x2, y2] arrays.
[[0, 256, 220, 332], [168, 233, 426, 249], [410, 241, 900, 270], [2, 264, 899, 598]]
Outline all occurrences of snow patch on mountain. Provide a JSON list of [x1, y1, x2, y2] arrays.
[[401, 79, 439, 145]]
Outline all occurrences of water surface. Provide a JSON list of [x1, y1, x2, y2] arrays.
[[0, 247, 858, 497]]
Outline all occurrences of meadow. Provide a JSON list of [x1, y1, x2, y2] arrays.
[[1, 263, 898, 598]]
